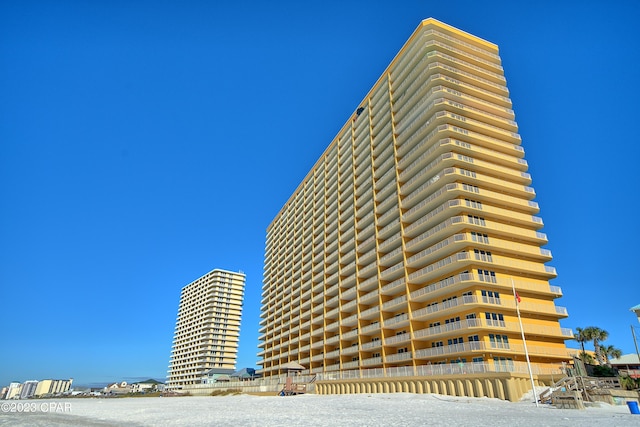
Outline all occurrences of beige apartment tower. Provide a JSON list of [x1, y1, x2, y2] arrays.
[[259, 18, 570, 380], [167, 268, 246, 389]]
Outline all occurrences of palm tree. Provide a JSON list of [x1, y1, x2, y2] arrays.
[[601, 345, 622, 366], [578, 351, 595, 364], [582, 326, 609, 365], [573, 327, 588, 356]]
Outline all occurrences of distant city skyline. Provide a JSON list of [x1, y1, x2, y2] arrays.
[[1, 1, 639, 386]]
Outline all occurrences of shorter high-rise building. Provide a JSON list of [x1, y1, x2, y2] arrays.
[[5, 383, 22, 400], [19, 380, 39, 399], [33, 379, 73, 397], [167, 268, 246, 390]]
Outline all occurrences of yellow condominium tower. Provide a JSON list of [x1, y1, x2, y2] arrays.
[[259, 18, 571, 379], [167, 268, 246, 389]]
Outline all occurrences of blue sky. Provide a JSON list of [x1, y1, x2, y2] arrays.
[[1, 1, 639, 387]]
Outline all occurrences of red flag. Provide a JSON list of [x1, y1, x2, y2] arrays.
[[515, 292, 521, 303]]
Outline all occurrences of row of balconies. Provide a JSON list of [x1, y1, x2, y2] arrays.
[[392, 58, 506, 124], [262, 303, 564, 351], [259, 270, 563, 342], [264, 232, 552, 313], [268, 103, 516, 247], [260, 333, 571, 369], [393, 28, 501, 85]]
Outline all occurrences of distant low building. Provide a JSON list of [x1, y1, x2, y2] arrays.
[[104, 381, 131, 395], [68, 387, 91, 396], [130, 379, 164, 393], [610, 354, 640, 379], [231, 368, 258, 381], [202, 368, 235, 384]]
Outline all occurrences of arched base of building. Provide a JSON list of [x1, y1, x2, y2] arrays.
[[315, 372, 542, 402]]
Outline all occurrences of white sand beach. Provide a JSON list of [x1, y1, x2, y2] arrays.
[[1, 393, 638, 427]]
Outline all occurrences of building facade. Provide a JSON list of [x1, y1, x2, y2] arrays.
[[32, 379, 73, 397], [19, 380, 39, 399], [167, 268, 246, 389], [259, 19, 570, 379]]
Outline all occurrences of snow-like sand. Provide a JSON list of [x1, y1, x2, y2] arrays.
[[0, 393, 637, 427]]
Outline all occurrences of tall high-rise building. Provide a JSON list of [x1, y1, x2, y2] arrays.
[[167, 268, 246, 389], [259, 18, 570, 379]]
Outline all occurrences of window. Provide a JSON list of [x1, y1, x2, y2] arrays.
[[474, 249, 493, 262], [472, 357, 484, 363], [481, 290, 501, 303], [432, 341, 443, 347], [398, 347, 409, 353], [459, 168, 476, 178], [494, 357, 514, 372], [452, 126, 468, 135], [457, 154, 474, 163], [468, 215, 486, 226], [447, 337, 464, 345], [429, 321, 441, 328], [454, 140, 471, 149], [373, 352, 381, 358], [489, 334, 510, 349], [471, 232, 489, 243], [477, 270, 497, 283], [466, 313, 476, 319], [465, 199, 483, 209], [442, 296, 457, 304], [445, 317, 460, 324], [485, 312, 505, 327], [467, 334, 481, 350], [462, 183, 479, 193]]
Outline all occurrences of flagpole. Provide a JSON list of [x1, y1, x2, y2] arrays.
[[512, 277, 538, 407]]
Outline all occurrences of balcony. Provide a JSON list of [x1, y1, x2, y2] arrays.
[[380, 277, 406, 296], [362, 356, 382, 367], [411, 295, 479, 320], [362, 340, 382, 350], [342, 360, 360, 370], [381, 260, 405, 281], [385, 332, 411, 345], [342, 328, 359, 339], [360, 306, 380, 320], [360, 289, 379, 304], [384, 313, 409, 328], [360, 322, 381, 335], [342, 314, 359, 326], [386, 351, 413, 363], [382, 295, 408, 312]]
